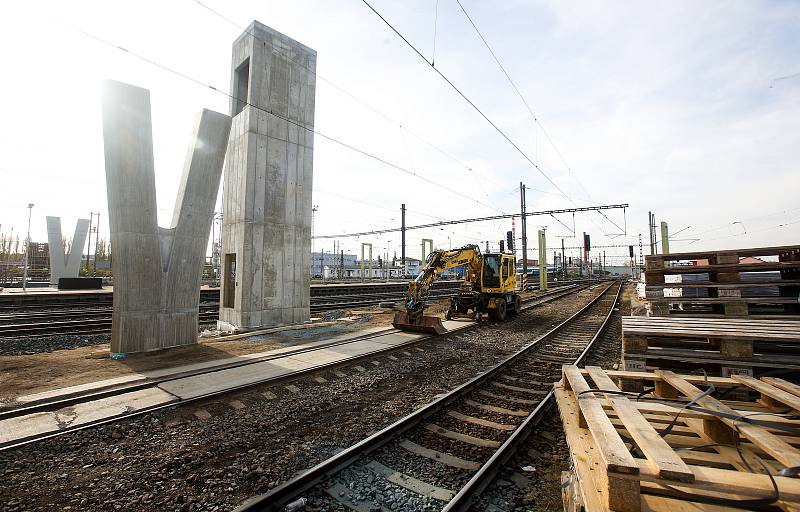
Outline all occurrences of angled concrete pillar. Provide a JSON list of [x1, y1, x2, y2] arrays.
[[219, 21, 316, 330], [101, 80, 231, 353], [46, 216, 90, 285]]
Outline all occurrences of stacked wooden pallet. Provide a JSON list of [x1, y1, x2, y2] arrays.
[[557, 365, 800, 512], [621, 316, 800, 377], [644, 244, 800, 317]]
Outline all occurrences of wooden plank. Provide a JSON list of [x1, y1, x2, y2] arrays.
[[637, 348, 800, 370], [731, 375, 800, 413], [657, 370, 800, 469], [644, 261, 800, 275], [646, 279, 800, 289], [762, 377, 800, 401], [556, 386, 640, 512], [638, 461, 800, 502], [582, 368, 738, 387], [644, 244, 800, 263], [562, 365, 639, 476], [586, 366, 694, 483]]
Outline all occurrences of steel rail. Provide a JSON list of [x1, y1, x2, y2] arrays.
[[0, 284, 590, 452], [232, 280, 619, 512], [441, 280, 622, 511]]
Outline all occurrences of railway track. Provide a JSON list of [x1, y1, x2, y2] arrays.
[[232, 280, 621, 512], [0, 281, 585, 338], [0, 282, 593, 453]]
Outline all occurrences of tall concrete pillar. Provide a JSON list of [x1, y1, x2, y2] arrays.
[[101, 80, 231, 353], [219, 21, 316, 330], [46, 216, 90, 285]]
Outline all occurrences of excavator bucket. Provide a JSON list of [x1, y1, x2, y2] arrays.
[[392, 311, 447, 335]]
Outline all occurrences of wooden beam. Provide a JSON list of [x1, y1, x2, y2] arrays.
[[587, 366, 694, 483], [657, 370, 800, 469]]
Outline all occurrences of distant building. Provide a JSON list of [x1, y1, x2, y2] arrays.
[[311, 251, 357, 277]]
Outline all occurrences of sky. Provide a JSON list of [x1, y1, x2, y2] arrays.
[[0, 0, 798, 267]]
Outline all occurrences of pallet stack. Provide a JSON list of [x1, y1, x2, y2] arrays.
[[644, 245, 800, 318], [557, 365, 800, 512], [621, 316, 800, 377]]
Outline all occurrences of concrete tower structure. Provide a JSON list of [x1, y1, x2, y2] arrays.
[[218, 22, 316, 330], [46, 216, 90, 285], [101, 80, 231, 353]]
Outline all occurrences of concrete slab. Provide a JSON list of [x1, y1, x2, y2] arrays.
[[0, 388, 176, 446], [0, 412, 61, 445], [14, 326, 391, 405], [66, 388, 177, 427], [1, 320, 470, 447]]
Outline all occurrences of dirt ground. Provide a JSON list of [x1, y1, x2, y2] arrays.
[[0, 307, 401, 402]]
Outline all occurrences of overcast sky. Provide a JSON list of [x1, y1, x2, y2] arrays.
[[1, 0, 798, 266]]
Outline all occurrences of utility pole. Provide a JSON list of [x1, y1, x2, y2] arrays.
[[312, 205, 319, 260], [603, 251, 606, 273], [400, 204, 406, 276], [85, 212, 94, 272], [22, 203, 33, 291], [92, 212, 101, 274], [561, 238, 566, 278], [538, 228, 547, 291], [660, 221, 670, 255], [638, 233, 644, 280], [648, 211, 656, 255], [520, 182, 528, 281]]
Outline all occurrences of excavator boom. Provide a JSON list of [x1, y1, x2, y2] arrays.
[[392, 244, 482, 334]]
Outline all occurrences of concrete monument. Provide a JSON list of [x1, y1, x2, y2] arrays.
[[218, 22, 316, 330], [101, 80, 231, 353], [46, 216, 90, 285]]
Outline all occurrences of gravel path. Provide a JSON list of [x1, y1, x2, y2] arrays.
[[0, 288, 603, 512]]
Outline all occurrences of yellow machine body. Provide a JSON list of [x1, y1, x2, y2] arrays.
[[393, 245, 521, 334]]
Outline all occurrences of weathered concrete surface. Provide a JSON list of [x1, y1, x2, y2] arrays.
[[101, 80, 231, 353], [0, 321, 468, 447], [219, 21, 316, 330], [46, 216, 90, 284]]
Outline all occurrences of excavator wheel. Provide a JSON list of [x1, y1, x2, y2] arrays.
[[509, 295, 521, 316], [495, 298, 507, 322]]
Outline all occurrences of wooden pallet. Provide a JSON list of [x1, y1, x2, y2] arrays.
[[557, 365, 800, 512], [643, 245, 800, 317], [621, 316, 800, 377]]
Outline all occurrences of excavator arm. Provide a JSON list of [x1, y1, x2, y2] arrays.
[[393, 244, 481, 334]]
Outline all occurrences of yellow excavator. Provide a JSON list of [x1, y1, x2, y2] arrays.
[[393, 244, 522, 334]]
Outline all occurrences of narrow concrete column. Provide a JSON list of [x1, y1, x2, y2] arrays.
[[219, 21, 316, 330], [102, 80, 231, 353], [46, 216, 90, 285]]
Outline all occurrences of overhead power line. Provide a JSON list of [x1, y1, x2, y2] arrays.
[[453, 0, 593, 201], [314, 204, 628, 239], [360, 0, 576, 205], [192, 0, 504, 214], [66, 24, 499, 213]]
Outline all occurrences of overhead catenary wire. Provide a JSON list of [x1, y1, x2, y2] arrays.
[[453, 0, 593, 202], [360, 0, 577, 207], [315, 204, 628, 239], [65, 24, 501, 214]]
